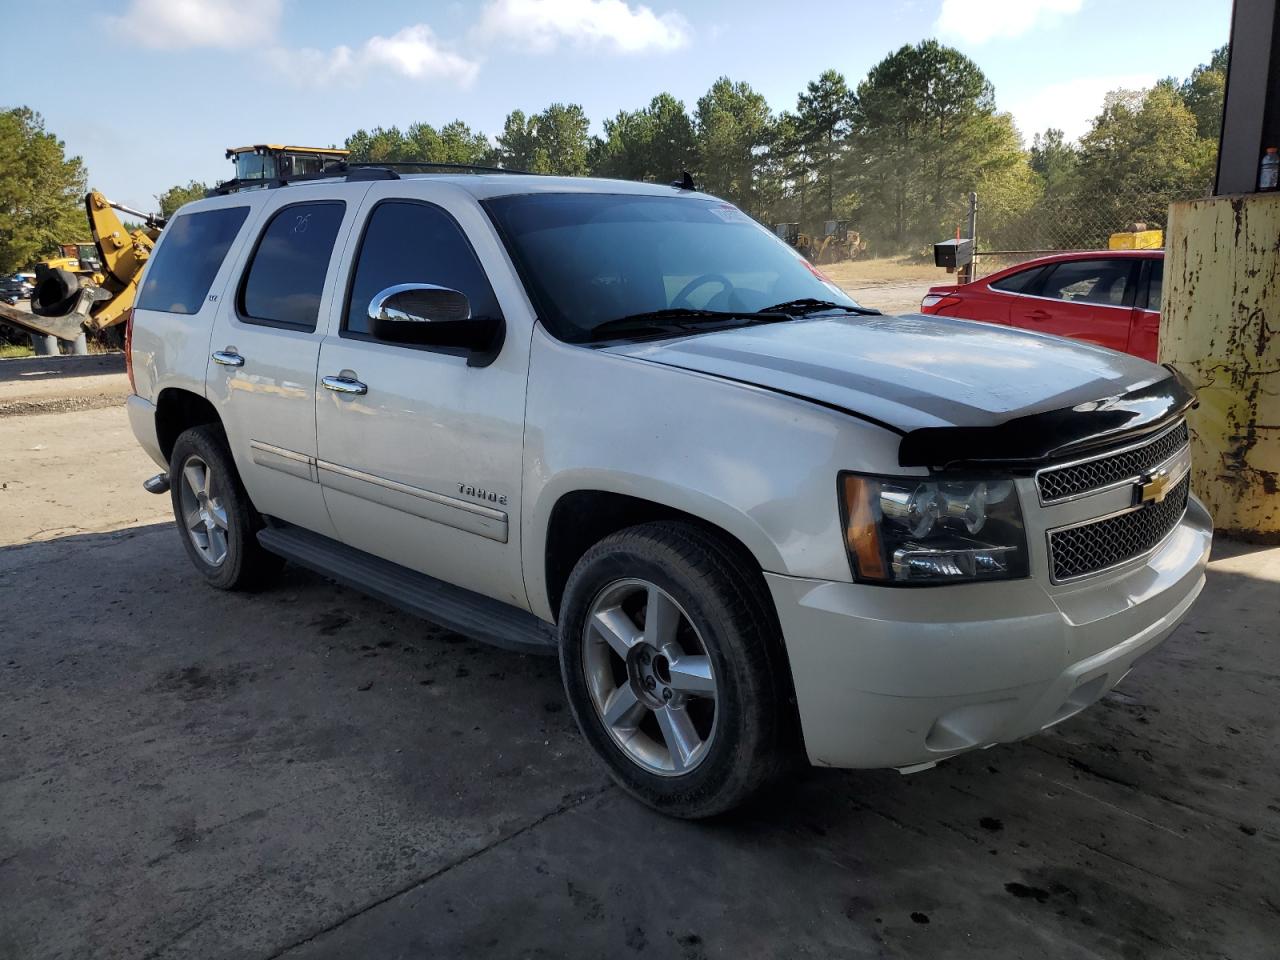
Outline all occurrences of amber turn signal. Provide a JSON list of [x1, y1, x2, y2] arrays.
[[841, 475, 887, 580]]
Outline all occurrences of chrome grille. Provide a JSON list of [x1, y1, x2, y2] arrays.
[[1048, 474, 1190, 582], [1037, 421, 1189, 503]]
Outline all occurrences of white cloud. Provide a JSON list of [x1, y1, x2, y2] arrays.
[[477, 0, 691, 54], [267, 25, 480, 87], [1005, 74, 1156, 142], [935, 0, 1082, 44], [110, 0, 281, 49]]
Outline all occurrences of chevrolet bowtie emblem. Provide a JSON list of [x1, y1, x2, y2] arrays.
[[1137, 445, 1192, 505]]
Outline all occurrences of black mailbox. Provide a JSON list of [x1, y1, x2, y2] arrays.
[[934, 238, 973, 270]]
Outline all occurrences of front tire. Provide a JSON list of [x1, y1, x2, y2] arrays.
[[168, 425, 282, 591], [558, 522, 793, 818]]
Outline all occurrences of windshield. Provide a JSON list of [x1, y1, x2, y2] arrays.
[[234, 153, 278, 181], [484, 193, 858, 343]]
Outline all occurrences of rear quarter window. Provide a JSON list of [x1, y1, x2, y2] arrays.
[[988, 265, 1044, 293], [136, 207, 250, 315]]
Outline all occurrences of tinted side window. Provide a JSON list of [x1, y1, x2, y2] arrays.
[[345, 201, 501, 338], [240, 201, 346, 330], [1039, 259, 1133, 306], [989, 265, 1044, 293], [1143, 258, 1163, 311], [137, 207, 249, 315]]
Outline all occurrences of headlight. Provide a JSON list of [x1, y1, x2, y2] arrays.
[[840, 473, 1028, 584]]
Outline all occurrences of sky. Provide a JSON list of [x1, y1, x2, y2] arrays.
[[0, 0, 1233, 212]]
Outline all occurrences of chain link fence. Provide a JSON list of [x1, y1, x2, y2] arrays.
[[966, 187, 1205, 277]]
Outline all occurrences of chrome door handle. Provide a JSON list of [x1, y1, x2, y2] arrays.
[[322, 375, 367, 395], [212, 350, 244, 367]]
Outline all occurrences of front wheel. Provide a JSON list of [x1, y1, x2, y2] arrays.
[[558, 522, 794, 818], [168, 425, 282, 591]]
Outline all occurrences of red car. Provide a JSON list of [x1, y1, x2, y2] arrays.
[[919, 249, 1164, 361]]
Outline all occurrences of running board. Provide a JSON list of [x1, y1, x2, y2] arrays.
[[257, 523, 556, 656]]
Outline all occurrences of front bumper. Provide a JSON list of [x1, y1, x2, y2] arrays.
[[767, 495, 1212, 770]]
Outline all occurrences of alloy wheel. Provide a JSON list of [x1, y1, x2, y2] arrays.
[[178, 454, 230, 566], [582, 578, 719, 776]]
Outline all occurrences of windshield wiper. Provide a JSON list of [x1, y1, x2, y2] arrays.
[[758, 298, 881, 316], [588, 308, 788, 342]]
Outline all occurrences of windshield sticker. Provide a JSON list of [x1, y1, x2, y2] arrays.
[[708, 204, 750, 223]]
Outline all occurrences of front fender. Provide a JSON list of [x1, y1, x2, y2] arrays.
[[520, 329, 906, 620]]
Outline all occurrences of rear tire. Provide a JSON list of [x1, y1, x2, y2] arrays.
[[168, 425, 282, 591], [558, 522, 794, 818]]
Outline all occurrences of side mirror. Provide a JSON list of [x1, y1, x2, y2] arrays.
[[367, 283, 504, 367]]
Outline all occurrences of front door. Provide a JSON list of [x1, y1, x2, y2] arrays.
[[206, 187, 365, 537], [314, 184, 531, 610], [1009, 256, 1138, 352]]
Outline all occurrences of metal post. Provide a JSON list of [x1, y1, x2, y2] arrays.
[[29, 332, 59, 356], [960, 192, 978, 284], [70, 332, 88, 356]]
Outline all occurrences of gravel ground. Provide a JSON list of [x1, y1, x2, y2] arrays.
[[1, 365, 1277, 960]]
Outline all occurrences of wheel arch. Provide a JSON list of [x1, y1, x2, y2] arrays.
[[539, 485, 783, 625], [543, 489, 807, 765], [155, 387, 222, 463]]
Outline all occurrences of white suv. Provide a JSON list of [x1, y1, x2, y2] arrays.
[[125, 169, 1211, 817]]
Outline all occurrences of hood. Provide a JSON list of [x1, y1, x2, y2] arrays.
[[606, 313, 1193, 466]]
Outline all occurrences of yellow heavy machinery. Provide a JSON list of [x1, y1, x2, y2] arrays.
[[4, 144, 349, 345], [28, 191, 163, 336], [774, 220, 867, 264], [37, 241, 102, 277], [225, 144, 349, 185]]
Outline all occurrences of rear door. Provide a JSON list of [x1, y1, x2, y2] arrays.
[[1126, 255, 1162, 361], [205, 185, 367, 537], [1009, 256, 1138, 351], [972, 263, 1050, 324]]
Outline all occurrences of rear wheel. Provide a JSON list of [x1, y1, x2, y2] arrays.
[[168, 425, 282, 590], [558, 522, 793, 818]]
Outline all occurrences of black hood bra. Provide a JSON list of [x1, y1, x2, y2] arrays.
[[897, 366, 1197, 471]]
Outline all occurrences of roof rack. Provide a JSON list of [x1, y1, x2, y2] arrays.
[[208, 160, 535, 196], [346, 161, 535, 176]]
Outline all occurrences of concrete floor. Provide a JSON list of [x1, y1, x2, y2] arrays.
[[1, 384, 1278, 960]]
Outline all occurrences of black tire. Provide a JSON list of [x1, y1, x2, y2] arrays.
[[31, 268, 81, 317], [168, 424, 283, 591], [558, 521, 795, 818]]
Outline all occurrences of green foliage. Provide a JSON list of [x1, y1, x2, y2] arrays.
[[694, 78, 775, 218], [156, 180, 209, 218], [1029, 128, 1078, 194], [1077, 85, 1215, 207], [592, 93, 696, 183], [329, 41, 1227, 256], [494, 104, 592, 175], [1178, 44, 1228, 142], [344, 121, 490, 167], [0, 107, 88, 274], [795, 70, 857, 220], [849, 41, 1032, 251]]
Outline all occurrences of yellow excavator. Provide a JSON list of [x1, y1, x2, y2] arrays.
[[5, 144, 349, 345], [27, 192, 163, 337]]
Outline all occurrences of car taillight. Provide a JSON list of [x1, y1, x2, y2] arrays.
[[124, 308, 136, 394], [920, 294, 962, 311]]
